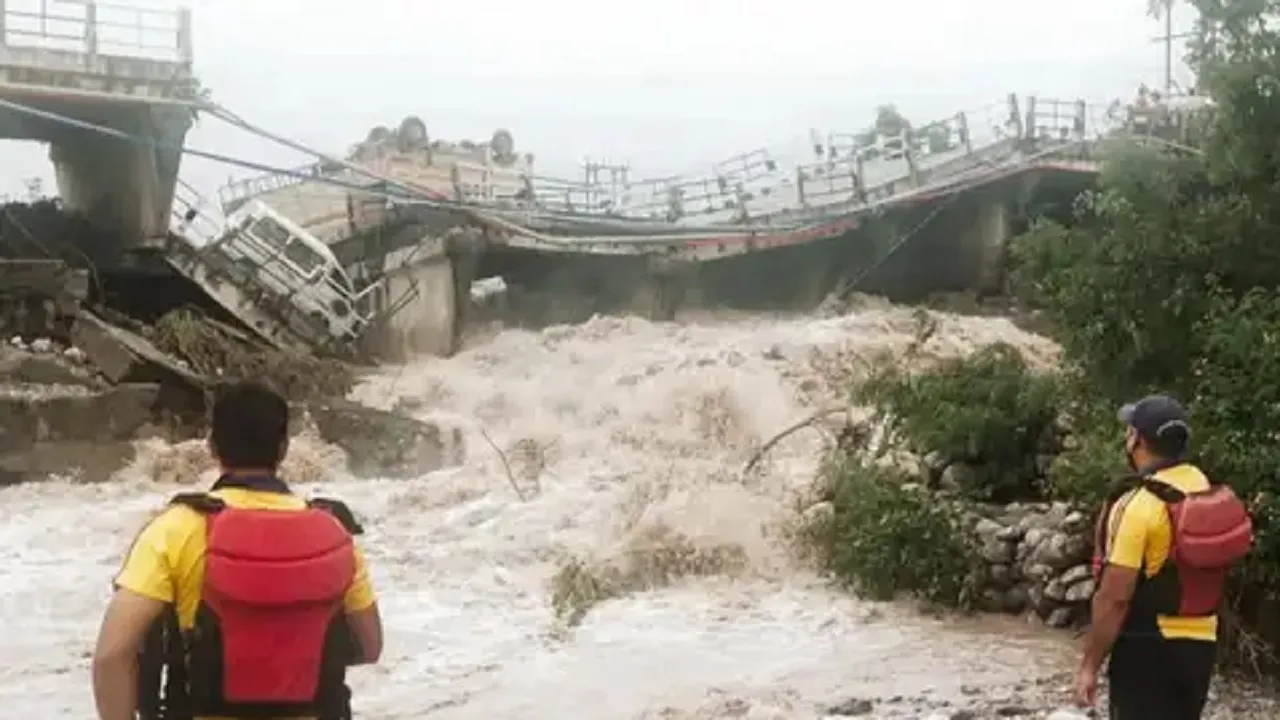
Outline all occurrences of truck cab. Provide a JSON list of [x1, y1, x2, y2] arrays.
[[217, 200, 375, 342]]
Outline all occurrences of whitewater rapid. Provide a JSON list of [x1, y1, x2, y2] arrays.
[[0, 306, 1144, 718]]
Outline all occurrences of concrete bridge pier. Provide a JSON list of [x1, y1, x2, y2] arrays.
[[633, 257, 695, 322], [48, 105, 191, 253], [960, 196, 1014, 295], [363, 234, 477, 361]]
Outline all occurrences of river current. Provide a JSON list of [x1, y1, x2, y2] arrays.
[[1, 305, 1274, 717]]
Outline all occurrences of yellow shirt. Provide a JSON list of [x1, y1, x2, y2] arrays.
[[1105, 463, 1216, 642], [115, 487, 377, 720]]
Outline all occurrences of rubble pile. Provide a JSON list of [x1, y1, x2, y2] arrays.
[[0, 204, 465, 486], [151, 307, 356, 402]]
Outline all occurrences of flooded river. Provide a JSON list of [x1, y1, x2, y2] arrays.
[[1, 306, 1274, 718]]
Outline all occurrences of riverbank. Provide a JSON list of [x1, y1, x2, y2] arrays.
[[2, 308, 1277, 718]]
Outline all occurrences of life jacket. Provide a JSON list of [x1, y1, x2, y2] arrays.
[[137, 480, 365, 720], [1091, 466, 1253, 620]]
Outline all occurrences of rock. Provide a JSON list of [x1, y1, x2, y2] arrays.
[[939, 462, 982, 493], [1046, 607, 1076, 628], [979, 589, 1005, 612], [826, 697, 874, 716], [301, 399, 465, 478], [975, 518, 1004, 540], [1028, 584, 1047, 616], [1058, 564, 1092, 587], [1002, 586, 1029, 613], [988, 563, 1012, 588], [922, 450, 949, 485], [995, 524, 1024, 542], [1062, 510, 1088, 532], [1064, 578, 1095, 603], [1017, 513, 1055, 533], [1043, 578, 1067, 603], [979, 538, 1015, 564], [1029, 532, 1089, 570], [1023, 563, 1053, 581]]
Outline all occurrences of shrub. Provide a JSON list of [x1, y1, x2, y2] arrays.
[[797, 454, 974, 606], [851, 342, 1059, 501]]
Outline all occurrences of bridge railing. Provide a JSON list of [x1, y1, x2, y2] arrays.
[[217, 162, 331, 213], [0, 0, 192, 64]]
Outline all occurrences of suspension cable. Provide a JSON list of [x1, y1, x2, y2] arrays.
[[0, 96, 448, 206]]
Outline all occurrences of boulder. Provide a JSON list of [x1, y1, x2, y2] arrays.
[[299, 399, 464, 478]]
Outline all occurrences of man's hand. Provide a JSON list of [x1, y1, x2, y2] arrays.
[[93, 587, 166, 720], [1072, 664, 1099, 708]]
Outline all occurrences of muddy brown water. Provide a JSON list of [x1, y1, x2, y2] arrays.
[[1, 310, 1275, 718]]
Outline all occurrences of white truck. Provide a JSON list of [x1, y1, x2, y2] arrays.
[[171, 182, 378, 349]]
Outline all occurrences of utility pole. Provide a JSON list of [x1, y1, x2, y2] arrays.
[[1149, 1, 1196, 95]]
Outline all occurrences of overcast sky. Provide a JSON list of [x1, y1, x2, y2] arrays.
[[1, 0, 1195, 196]]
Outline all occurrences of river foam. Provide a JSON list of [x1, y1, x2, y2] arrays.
[[0, 307, 1122, 718]]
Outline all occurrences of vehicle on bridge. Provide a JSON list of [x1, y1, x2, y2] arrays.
[[213, 200, 374, 342], [168, 182, 381, 353]]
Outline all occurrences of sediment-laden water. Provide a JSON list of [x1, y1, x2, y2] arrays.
[[1, 306, 1274, 718]]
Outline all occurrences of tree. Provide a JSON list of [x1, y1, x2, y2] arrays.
[[1011, 0, 1280, 593]]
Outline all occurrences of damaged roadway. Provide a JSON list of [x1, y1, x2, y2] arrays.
[[0, 206, 464, 486]]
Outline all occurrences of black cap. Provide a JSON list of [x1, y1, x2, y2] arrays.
[[1118, 394, 1191, 450]]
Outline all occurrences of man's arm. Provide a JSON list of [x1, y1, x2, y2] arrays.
[[1080, 497, 1147, 673], [93, 516, 176, 720], [343, 544, 383, 664], [93, 588, 167, 720]]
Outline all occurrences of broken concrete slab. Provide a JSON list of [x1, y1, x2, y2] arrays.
[[0, 440, 139, 486], [0, 382, 161, 485], [0, 382, 160, 451], [0, 258, 89, 343], [298, 399, 465, 479], [0, 345, 99, 387], [72, 310, 203, 386]]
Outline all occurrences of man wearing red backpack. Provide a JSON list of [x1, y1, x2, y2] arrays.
[[91, 381, 384, 720], [1073, 394, 1253, 719]]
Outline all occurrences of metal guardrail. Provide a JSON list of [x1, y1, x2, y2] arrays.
[[0, 0, 192, 64], [214, 94, 1138, 242]]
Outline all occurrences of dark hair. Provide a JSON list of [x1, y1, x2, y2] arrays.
[[1142, 427, 1189, 460], [210, 381, 289, 469]]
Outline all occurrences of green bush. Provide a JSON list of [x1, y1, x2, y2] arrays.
[[851, 342, 1059, 501], [798, 454, 974, 606]]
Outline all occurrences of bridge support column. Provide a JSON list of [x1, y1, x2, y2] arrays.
[[367, 235, 477, 361], [635, 258, 694, 322], [48, 105, 191, 256], [963, 197, 1012, 295]]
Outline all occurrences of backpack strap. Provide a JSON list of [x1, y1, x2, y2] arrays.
[[169, 491, 363, 535], [169, 492, 228, 515], [1139, 477, 1187, 504], [308, 497, 364, 536]]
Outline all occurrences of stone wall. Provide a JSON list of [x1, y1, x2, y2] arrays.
[[965, 501, 1094, 628]]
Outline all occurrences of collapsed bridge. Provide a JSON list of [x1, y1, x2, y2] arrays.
[[0, 1, 1203, 366]]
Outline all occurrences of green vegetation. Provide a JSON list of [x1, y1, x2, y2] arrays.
[[548, 528, 749, 629], [798, 0, 1280, 668], [852, 342, 1059, 502], [797, 455, 975, 607]]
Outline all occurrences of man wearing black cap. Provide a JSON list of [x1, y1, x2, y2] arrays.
[[1073, 394, 1220, 718]]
